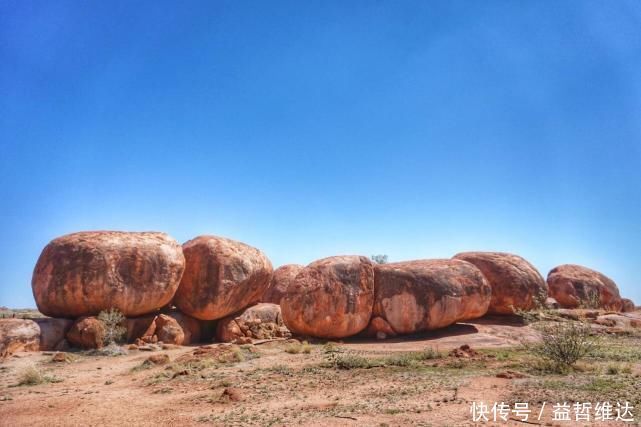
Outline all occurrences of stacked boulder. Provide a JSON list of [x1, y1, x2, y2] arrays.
[[0, 231, 278, 355]]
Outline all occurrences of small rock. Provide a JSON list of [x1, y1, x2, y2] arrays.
[[220, 387, 244, 402], [496, 371, 527, 379]]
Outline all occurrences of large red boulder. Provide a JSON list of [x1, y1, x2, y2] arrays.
[[174, 236, 273, 321], [281, 255, 374, 339], [547, 264, 622, 310], [32, 231, 185, 318], [216, 303, 290, 342], [262, 264, 304, 304], [371, 259, 491, 334], [66, 317, 105, 349], [453, 252, 547, 314], [0, 319, 40, 357]]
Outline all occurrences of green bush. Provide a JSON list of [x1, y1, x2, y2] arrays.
[[97, 308, 126, 345], [524, 321, 599, 373]]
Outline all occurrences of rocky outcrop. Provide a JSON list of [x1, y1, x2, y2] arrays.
[[281, 256, 375, 339], [262, 264, 303, 304], [0, 319, 40, 357], [621, 298, 636, 313], [32, 231, 185, 318], [66, 317, 105, 349], [216, 303, 290, 342], [174, 236, 273, 320], [453, 252, 547, 314], [371, 259, 491, 334], [547, 264, 622, 310]]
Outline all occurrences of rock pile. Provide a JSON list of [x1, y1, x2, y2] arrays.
[[0, 230, 637, 356]]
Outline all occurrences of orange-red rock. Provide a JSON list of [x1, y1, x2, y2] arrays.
[[168, 311, 202, 344], [0, 319, 40, 357], [216, 303, 290, 342], [621, 298, 636, 313], [262, 264, 303, 304], [66, 317, 105, 349], [174, 236, 273, 320], [281, 255, 374, 339], [453, 252, 547, 314], [32, 231, 185, 318], [547, 264, 622, 310], [33, 318, 73, 351], [372, 259, 491, 334], [126, 311, 201, 345], [154, 314, 185, 345]]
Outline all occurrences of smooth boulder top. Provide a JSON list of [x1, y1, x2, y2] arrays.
[[372, 259, 492, 334], [262, 264, 304, 304], [453, 251, 547, 314], [281, 255, 375, 339], [174, 235, 273, 320], [32, 231, 185, 318], [547, 264, 622, 310]]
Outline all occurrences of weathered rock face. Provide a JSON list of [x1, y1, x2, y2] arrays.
[[0, 319, 40, 357], [174, 236, 273, 320], [33, 318, 73, 351], [547, 264, 622, 311], [372, 259, 491, 334], [154, 314, 185, 345], [281, 255, 375, 339], [621, 298, 635, 313], [262, 264, 304, 304], [216, 303, 290, 342], [66, 317, 105, 349], [453, 252, 547, 314], [32, 231, 185, 318]]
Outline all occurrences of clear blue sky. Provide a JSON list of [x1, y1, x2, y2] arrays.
[[2, 1, 640, 308]]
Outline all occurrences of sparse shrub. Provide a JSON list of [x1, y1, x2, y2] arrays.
[[97, 308, 127, 345], [284, 343, 302, 354], [524, 321, 599, 373], [371, 255, 389, 264], [17, 365, 61, 386], [17, 366, 44, 385], [285, 341, 312, 355], [445, 359, 465, 369], [88, 342, 128, 357]]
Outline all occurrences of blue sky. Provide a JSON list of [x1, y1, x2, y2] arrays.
[[1, 1, 640, 308]]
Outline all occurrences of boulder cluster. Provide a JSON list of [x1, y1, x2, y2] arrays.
[[0, 230, 637, 355]]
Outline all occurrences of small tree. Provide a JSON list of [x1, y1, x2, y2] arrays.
[[524, 320, 598, 373], [97, 308, 126, 345], [371, 254, 388, 264]]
